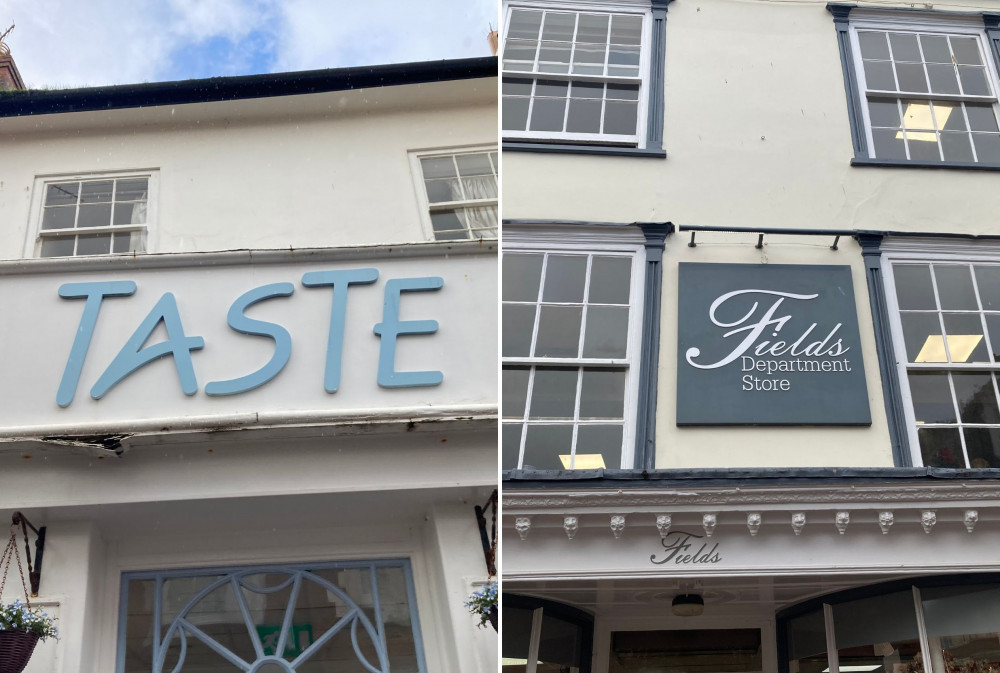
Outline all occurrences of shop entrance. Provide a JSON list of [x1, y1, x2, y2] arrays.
[[607, 628, 762, 673]]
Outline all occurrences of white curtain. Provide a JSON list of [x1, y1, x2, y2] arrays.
[[460, 176, 497, 238]]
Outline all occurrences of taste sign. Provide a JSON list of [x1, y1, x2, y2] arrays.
[[676, 263, 871, 425]]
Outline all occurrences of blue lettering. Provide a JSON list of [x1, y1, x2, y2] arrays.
[[90, 292, 205, 399], [56, 281, 137, 407], [301, 268, 378, 393], [205, 283, 295, 396], [373, 277, 443, 388]]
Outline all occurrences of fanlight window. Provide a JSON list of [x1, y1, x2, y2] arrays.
[[118, 561, 425, 673]]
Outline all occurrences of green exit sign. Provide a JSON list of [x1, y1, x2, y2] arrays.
[[256, 624, 314, 658]]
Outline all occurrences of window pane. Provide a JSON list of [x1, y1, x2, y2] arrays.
[[927, 63, 961, 95], [603, 101, 638, 135], [888, 33, 921, 61], [608, 45, 640, 69], [589, 256, 632, 304], [543, 255, 587, 303], [952, 373, 1000, 423], [541, 12, 575, 42], [113, 232, 134, 254], [77, 202, 113, 228], [941, 132, 974, 162], [864, 60, 896, 90], [503, 77, 533, 97], [429, 210, 468, 240], [611, 15, 642, 46], [832, 591, 921, 673], [787, 609, 827, 673], [566, 99, 602, 133], [503, 304, 536, 357], [951, 37, 982, 65], [901, 313, 945, 362], [503, 96, 530, 131], [872, 128, 907, 159], [502, 424, 524, 470], [425, 178, 462, 203], [456, 153, 493, 177], [935, 265, 977, 309], [535, 306, 583, 357], [936, 102, 967, 131], [45, 182, 78, 206], [943, 313, 989, 362], [113, 201, 146, 226], [522, 425, 573, 470], [868, 100, 901, 128], [895, 63, 928, 92], [529, 98, 567, 132], [508, 9, 543, 40], [538, 613, 585, 669], [115, 179, 148, 201], [906, 132, 941, 161], [920, 34, 951, 63], [571, 81, 604, 100], [964, 427, 1000, 468], [902, 101, 935, 130], [503, 367, 531, 419], [894, 265, 936, 309], [529, 367, 578, 419], [966, 103, 999, 132], [922, 583, 1000, 666], [959, 65, 990, 96], [919, 426, 965, 467], [539, 41, 571, 68], [583, 305, 629, 358], [76, 233, 111, 255], [574, 425, 622, 470], [576, 14, 608, 43], [503, 253, 544, 302], [579, 369, 626, 419], [502, 605, 536, 664], [420, 156, 456, 179], [858, 31, 890, 60], [80, 180, 113, 203], [572, 43, 606, 69], [908, 372, 957, 424], [606, 84, 640, 101], [40, 236, 75, 257], [976, 266, 1000, 309], [41, 206, 76, 230], [972, 133, 1000, 163]]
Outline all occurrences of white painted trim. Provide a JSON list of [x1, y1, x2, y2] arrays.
[[25, 169, 160, 258], [824, 603, 840, 673]]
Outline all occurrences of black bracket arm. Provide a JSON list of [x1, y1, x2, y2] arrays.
[[473, 490, 497, 577], [11, 512, 45, 596]]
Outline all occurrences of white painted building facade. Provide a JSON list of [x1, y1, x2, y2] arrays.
[[0, 57, 498, 673], [500, 1, 1000, 671]]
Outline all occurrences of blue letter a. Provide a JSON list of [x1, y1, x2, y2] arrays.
[[90, 292, 205, 400]]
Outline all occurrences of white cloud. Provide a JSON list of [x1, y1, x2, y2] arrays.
[[0, 0, 497, 89]]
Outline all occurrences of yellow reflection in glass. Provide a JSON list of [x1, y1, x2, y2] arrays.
[[914, 334, 983, 362], [559, 453, 607, 469], [896, 102, 951, 142]]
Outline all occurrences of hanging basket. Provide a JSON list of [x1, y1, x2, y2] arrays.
[[0, 630, 39, 673], [488, 605, 498, 632]]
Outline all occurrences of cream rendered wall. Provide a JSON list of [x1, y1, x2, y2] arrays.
[[503, 0, 1000, 229], [502, 0, 1000, 467], [0, 80, 496, 257]]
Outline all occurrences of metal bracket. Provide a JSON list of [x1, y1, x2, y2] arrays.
[[473, 490, 497, 577], [11, 512, 45, 596]]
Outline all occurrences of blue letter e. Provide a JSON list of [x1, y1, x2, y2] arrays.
[[372, 277, 444, 388]]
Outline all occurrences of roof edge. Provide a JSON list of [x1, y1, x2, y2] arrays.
[[0, 56, 498, 119]]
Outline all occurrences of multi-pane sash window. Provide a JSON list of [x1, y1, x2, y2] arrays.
[[38, 176, 150, 257], [853, 27, 1000, 163], [418, 151, 498, 240], [502, 249, 638, 471], [890, 262, 1000, 468], [502, 5, 647, 144]]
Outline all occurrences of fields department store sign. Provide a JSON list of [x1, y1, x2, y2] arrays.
[[677, 263, 870, 425], [0, 253, 496, 431]]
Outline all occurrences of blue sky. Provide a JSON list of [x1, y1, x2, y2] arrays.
[[0, 0, 497, 89]]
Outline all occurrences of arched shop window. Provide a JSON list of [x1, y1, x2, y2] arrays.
[[117, 560, 425, 673], [503, 594, 594, 673], [779, 575, 1000, 673]]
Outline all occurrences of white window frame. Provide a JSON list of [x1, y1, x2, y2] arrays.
[[501, 0, 653, 148], [26, 169, 159, 258], [882, 239, 1000, 467], [502, 226, 646, 471], [408, 146, 498, 242], [847, 11, 1000, 163]]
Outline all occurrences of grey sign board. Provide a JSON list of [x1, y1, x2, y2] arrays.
[[676, 263, 871, 425]]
